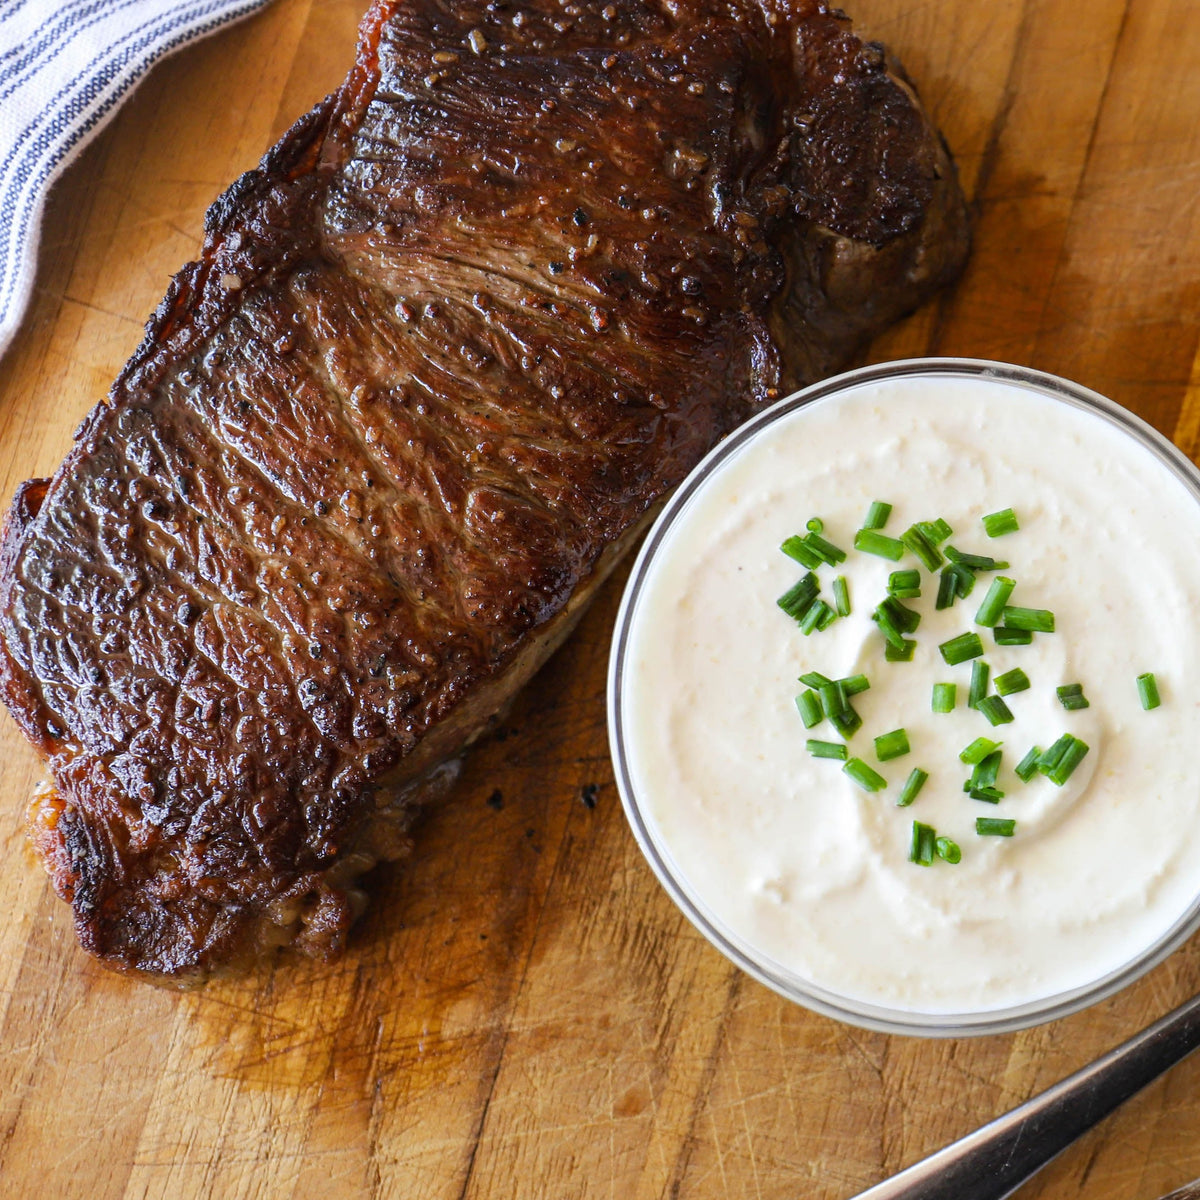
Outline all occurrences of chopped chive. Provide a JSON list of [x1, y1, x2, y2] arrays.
[[806, 517, 824, 534], [945, 546, 1009, 571], [803, 530, 847, 565], [969, 785, 1005, 804], [1038, 734, 1072, 776], [888, 569, 922, 598], [1137, 672, 1161, 710], [921, 518, 954, 545], [885, 638, 917, 662], [781, 536, 822, 569], [974, 576, 1016, 628], [799, 598, 832, 635], [995, 668, 1031, 696], [960, 736, 1002, 764], [1002, 606, 1055, 633], [901, 524, 944, 572], [875, 729, 911, 761], [799, 671, 832, 689], [795, 690, 823, 728], [819, 681, 848, 719], [970, 750, 1002, 790], [1015, 746, 1042, 782], [935, 568, 959, 610], [976, 817, 1016, 837], [982, 508, 1020, 538], [807, 739, 848, 760], [1056, 683, 1090, 711], [1045, 736, 1089, 786], [968, 660, 990, 710], [932, 682, 957, 713], [994, 626, 1033, 646], [833, 575, 851, 617], [831, 707, 863, 740], [896, 767, 929, 807], [844, 757, 887, 792], [880, 595, 921, 634], [935, 836, 962, 864], [777, 572, 819, 621], [854, 528, 905, 560], [872, 603, 909, 650], [909, 820, 936, 865], [978, 695, 1015, 726], [939, 631, 984, 665], [840, 674, 871, 696], [817, 605, 837, 631], [951, 564, 977, 599], [863, 501, 892, 530]]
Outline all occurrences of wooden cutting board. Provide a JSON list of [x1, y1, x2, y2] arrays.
[[2, 1, 1200, 1196]]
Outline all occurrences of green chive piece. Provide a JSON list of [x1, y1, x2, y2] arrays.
[[819, 681, 848, 719], [1137, 672, 1161, 710], [833, 575, 851, 617], [982, 508, 1020, 538], [939, 632, 984, 665], [932, 682, 957, 713], [994, 626, 1033, 646], [995, 668, 1031, 696], [778, 572, 819, 621], [1002, 606, 1056, 633], [885, 638, 917, 662], [840, 674, 871, 696], [945, 546, 1009, 571], [922, 518, 954, 545], [799, 598, 830, 635], [831, 707, 863, 740], [960, 737, 1002, 764], [935, 568, 959, 611], [1038, 735, 1072, 776], [978, 695, 1015, 726], [781, 536, 822, 569], [971, 750, 1002, 790], [863, 501, 892, 531], [806, 517, 824, 534], [880, 595, 921, 633], [807, 739, 848, 760], [896, 768, 929, 807], [976, 817, 1016, 836], [888, 569, 922, 598], [952, 564, 977, 599], [1044, 735, 1089, 786], [795, 691, 823, 728], [901, 524, 944, 572], [968, 660, 990, 710], [799, 671, 832, 689], [875, 729, 911, 762], [969, 785, 1005, 804], [1015, 746, 1042, 782], [804, 530, 847, 565], [935, 836, 962, 864], [854, 528, 905, 560], [844, 757, 887, 792], [1056, 683, 1090, 711], [909, 820, 937, 865], [974, 576, 1016, 628]]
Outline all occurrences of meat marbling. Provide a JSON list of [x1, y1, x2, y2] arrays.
[[0, 0, 968, 981]]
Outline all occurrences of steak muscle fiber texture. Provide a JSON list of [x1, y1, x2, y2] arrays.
[[0, 0, 968, 981]]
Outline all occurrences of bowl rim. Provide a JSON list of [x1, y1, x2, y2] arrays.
[[606, 356, 1200, 1038]]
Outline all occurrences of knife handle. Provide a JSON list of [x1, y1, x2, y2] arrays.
[[849, 992, 1200, 1200]]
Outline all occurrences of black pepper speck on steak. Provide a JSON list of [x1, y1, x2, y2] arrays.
[[0, 0, 968, 982]]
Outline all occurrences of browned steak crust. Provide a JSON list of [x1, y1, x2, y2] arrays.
[[0, 0, 968, 981]]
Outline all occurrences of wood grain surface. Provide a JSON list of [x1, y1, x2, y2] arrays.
[[2, 1, 1199, 1197]]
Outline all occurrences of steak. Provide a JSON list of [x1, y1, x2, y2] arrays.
[[0, 0, 968, 981]]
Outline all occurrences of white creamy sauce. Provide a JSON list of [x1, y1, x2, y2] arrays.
[[621, 375, 1200, 1015]]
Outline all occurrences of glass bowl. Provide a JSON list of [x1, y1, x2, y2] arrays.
[[607, 358, 1200, 1037]]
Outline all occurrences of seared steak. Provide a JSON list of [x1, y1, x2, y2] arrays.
[[0, 0, 968, 981]]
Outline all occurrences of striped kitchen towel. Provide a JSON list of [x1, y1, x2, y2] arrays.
[[0, 0, 274, 359]]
